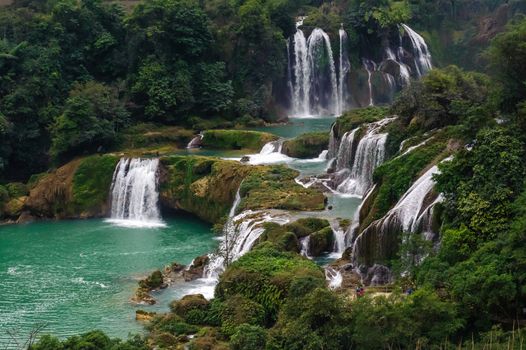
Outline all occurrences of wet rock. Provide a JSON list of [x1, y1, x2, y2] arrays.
[[170, 294, 209, 319], [309, 226, 334, 256], [360, 264, 391, 286], [16, 211, 35, 224], [136, 309, 157, 321], [5, 196, 27, 218], [183, 255, 209, 281], [240, 156, 250, 163]]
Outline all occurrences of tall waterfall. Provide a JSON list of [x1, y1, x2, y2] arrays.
[[288, 28, 339, 116], [333, 118, 395, 197], [108, 158, 165, 228], [401, 24, 432, 77], [291, 30, 311, 116], [352, 160, 447, 265], [338, 27, 350, 116]]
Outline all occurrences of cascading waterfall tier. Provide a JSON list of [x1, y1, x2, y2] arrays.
[[352, 159, 449, 265], [204, 187, 290, 279], [331, 118, 396, 197], [107, 158, 165, 228], [401, 24, 432, 77]]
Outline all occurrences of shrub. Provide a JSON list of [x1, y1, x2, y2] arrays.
[[230, 324, 267, 350], [220, 295, 265, 336]]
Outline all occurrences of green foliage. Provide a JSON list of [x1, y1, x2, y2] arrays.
[[334, 106, 388, 137], [371, 139, 446, 221], [220, 295, 266, 336], [349, 289, 463, 349], [487, 17, 526, 112], [5, 182, 28, 197], [268, 288, 352, 350], [201, 130, 278, 151], [230, 324, 267, 350], [308, 226, 334, 256], [391, 66, 494, 134], [71, 155, 119, 214], [216, 246, 325, 323], [50, 82, 129, 162], [435, 128, 525, 239], [257, 222, 300, 253], [281, 132, 329, 159], [284, 218, 330, 238], [30, 331, 147, 350]]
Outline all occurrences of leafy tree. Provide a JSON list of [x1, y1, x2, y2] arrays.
[[487, 17, 526, 112], [435, 127, 525, 239], [50, 81, 129, 161], [391, 65, 494, 132]]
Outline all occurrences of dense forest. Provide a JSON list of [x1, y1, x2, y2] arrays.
[[1, 0, 526, 349]]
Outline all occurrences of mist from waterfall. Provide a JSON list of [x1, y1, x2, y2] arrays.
[[107, 158, 165, 228]]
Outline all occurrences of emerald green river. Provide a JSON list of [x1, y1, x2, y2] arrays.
[[0, 217, 216, 344]]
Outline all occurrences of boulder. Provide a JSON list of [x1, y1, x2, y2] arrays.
[[308, 226, 334, 256], [4, 196, 27, 218], [169, 294, 209, 319], [183, 255, 209, 281]]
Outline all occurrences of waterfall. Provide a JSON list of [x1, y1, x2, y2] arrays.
[[308, 28, 339, 116], [331, 221, 347, 256], [291, 30, 311, 116], [335, 118, 395, 197], [325, 266, 343, 289], [352, 159, 448, 265], [204, 198, 290, 279], [401, 24, 432, 77], [246, 139, 291, 165], [107, 158, 165, 228], [288, 28, 339, 117], [338, 27, 350, 116], [335, 128, 359, 171], [300, 236, 311, 258], [187, 133, 203, 149], [362, 59, 376, 106]]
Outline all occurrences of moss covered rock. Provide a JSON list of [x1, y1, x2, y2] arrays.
[[284, 218, 331, 238], [25, 155, 118, 219], [257, 222, 300, 253], [201, 130, 278, 151], [282, 132, 329, 159], [159, 156, 325, 223], [309, 226, 334, 256], [170, 294, 209, 320], [4, 196, 27, 218], [118, 123, 195, 150]]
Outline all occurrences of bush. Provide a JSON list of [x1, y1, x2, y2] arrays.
[[201, 130, 277, 151], [230, 324, 267, 350], [170, 294, 209, 320], [5, 182, 28, 198], [220, 295, 265, 336], [216, 246, 324, 323]]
